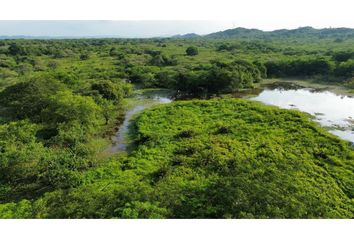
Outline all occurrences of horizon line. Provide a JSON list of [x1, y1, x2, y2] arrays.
[[0, 25, 353, 40]]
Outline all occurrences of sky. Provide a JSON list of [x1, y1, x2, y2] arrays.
[[0, 21, 234, 38], [0, 0, 353, 37]]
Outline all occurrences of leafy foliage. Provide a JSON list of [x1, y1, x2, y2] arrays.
[[186, 46, 199, 56], [0, 34, 353, 219], [2, 99, 352, 218], [127, 99, 354, 218]]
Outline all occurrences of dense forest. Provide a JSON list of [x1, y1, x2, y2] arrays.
[[0, 27, 353, 218]]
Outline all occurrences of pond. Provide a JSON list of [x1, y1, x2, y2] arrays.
[[250, 82, 354, 143], [107, 82, 354, 155]]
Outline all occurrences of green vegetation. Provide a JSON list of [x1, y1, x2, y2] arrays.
[[186, 46, 199, 56], [0, 27, 353, 218], [0, 40, 133, 204], [1, 99, 353, 218]]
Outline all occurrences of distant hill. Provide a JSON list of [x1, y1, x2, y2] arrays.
[[205, 27, 354, 39], [1, 27, 353, 40], [171, 33, 201, 39], [206, 27, 264, 38]]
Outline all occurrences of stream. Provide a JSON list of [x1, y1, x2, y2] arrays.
[[106, 89, 173, 153]]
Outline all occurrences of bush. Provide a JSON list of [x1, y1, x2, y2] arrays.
[[80, 53, 89, 60], [149, 54, 177, 66], [265, 58, 334, 77], [175, 60, 262, 96], [0, 78, 65, 120], [91, 81, 123, 101], [334, 60, 354, 78], [8, 43, 27, 56], [332, 51, 354, 62], [0, 200, 33, 218], [186, 46, 199, 56]]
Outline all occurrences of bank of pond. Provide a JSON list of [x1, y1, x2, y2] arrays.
[[108, 81, 354, 153]]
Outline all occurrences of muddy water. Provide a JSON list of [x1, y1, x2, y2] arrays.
[[106, 89, 173, 153]]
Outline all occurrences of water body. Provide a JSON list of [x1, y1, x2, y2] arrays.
[[107, 83, 354, 155], [106, 89, 173, 153], [251, 83, 354, 143]]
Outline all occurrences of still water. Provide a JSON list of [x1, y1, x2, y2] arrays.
[[107, 83, 354, 154], [251, 85, 354, 143], [106, 90, 173, 153]]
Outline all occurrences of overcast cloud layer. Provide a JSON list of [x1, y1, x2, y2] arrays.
[[0, 20, 353, 38], [0, 21, 237, 38]]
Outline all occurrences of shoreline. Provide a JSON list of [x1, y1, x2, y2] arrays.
[[262, 78, 354, 97]]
